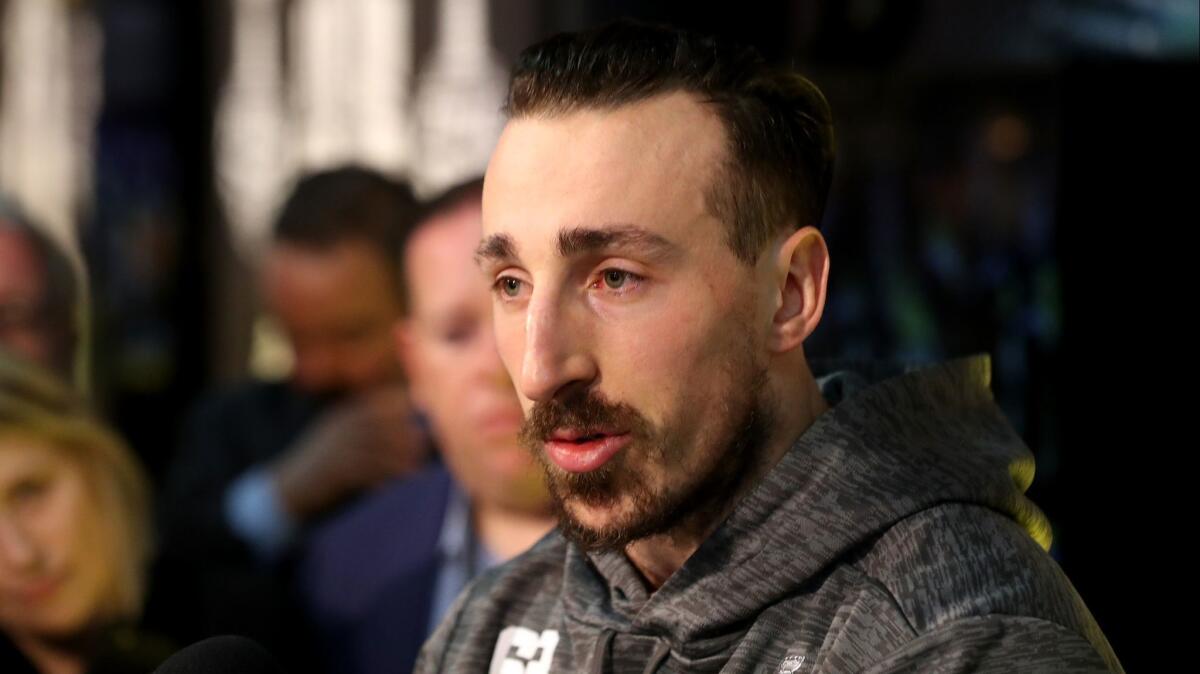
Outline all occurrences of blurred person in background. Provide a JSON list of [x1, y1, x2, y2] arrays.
[[0, 197, 81, 385], [154, 165, 430, 672], [297, 178, 554, 674], [0, 349, 170, 674]]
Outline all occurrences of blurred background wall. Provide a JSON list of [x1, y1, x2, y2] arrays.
[[2, 1, 1194, 669]]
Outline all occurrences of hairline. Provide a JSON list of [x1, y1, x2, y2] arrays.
[[399, 179, 486, 318]]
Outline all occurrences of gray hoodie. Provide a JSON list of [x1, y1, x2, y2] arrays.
[[416, 355, 1123, 673]]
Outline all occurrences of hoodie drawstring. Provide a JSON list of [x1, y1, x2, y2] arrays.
[[589, 630, 614, 674], [588, 631, 671, 674], [640, 639, 671, 674]]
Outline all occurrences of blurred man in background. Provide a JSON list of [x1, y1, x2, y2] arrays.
[[154, 166, 429, 673], [297, 178, 554, 674], [0, 195, 80, 382]]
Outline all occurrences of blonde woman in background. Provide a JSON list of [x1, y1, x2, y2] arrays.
[[0, 350, 169, 674]]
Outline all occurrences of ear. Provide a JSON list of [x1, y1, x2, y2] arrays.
[[393, 320, 426, 409], [768, 226, 829, 354]]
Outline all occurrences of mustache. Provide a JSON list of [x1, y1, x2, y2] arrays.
[[518, 389, 651, 448]]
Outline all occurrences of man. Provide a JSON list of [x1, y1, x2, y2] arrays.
[[155, 166, 427, 673], [296, 179, 554, 674], [417, 21, 1123, 674], [0, 196, 79, 381]]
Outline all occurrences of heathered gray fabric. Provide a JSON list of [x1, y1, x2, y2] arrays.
[[416, 354, 1123, 673]]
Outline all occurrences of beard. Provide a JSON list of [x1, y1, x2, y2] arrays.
[[517, 341, 775, 553]]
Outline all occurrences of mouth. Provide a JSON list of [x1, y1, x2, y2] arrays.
[[544, 428, 631, 473], [15, 574, 65, 604]]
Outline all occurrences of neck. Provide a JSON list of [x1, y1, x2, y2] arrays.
[[474, 502, 556, 561], [625, 360, 830, 590]]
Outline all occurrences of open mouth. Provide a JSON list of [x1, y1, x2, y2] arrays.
[[567, 432, 606, 443], [544, 426, 619, 443], [549, 428, 616, 443], [544, 429, 631, 473]]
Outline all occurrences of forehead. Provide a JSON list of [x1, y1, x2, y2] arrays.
[[482, 91, 728, 249], [266, 241, 392, 298], [404, 203, 485, 314], [0, 434, 65, 478]]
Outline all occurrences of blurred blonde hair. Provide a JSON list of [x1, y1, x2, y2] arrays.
[[0, 348, 152, 623]]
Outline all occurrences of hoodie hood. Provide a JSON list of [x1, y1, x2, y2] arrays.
[[560, 353, 1050, 657]]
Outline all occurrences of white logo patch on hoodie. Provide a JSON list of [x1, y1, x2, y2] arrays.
[[489, 626, 560, 674]]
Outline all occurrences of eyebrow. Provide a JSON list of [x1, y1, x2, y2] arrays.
[[474, 223, 681, 268], [475, 233, 519, 267], [557, 224, 680, 261]]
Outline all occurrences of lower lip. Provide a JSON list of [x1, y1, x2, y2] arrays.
[[545, 434, 630, 473]]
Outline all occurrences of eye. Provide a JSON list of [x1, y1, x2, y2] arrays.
[[603, 269, 629, 289], [591, 268, 644, 294], [494, 276, 525, 299], [9, 478, 49, 508]]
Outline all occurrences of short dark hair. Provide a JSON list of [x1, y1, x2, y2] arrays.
[[0, 196, 80, 378], [398, 177, 485, 316], [504, 19, 835, 263], [273, 165, 420, 285]]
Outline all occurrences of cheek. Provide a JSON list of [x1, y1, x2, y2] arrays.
[[69, 502, 130, 629], [6, 330, 53, 362], [49, 548, 109, 633], [20, 487, 109, 633], [30, 485, 85, 568], [493, 313, 526, 386], [411, 337, 469, 395], [597, 301, 736, 423], [411, 341, 502, 431]]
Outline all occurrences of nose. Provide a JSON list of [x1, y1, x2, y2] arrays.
[[519, 291, 596, 402], [0, 516, 38, 570]]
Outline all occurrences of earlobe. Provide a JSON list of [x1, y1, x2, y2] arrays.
[[770, 226, 829, 353]]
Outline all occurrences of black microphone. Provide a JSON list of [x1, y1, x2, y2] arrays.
[[153, 635, 286, 674]]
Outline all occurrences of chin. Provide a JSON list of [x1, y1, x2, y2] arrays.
[[563, 496, 628, 530], [18, 609, 93, 639]]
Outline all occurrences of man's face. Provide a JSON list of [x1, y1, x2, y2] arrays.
[[0, 228, 57, 371], [480, 92, 778, 550], [399, 201, 548, 514], [263, 240, 403, 396]]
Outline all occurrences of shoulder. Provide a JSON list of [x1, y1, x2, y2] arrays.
[[416, 530, 568, 673], [187, 379, 296, 423], [456, 529, 567, 618], [305, 464, 453, 561], [852, 503, 1121, 671], [298, 466, 455, 618], [861, 614, 1120, 674], [178, 380, 320, 465], [343, 463, 455, 519], [856, 503, 1087, 630], [182, 378, 295, 429]]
